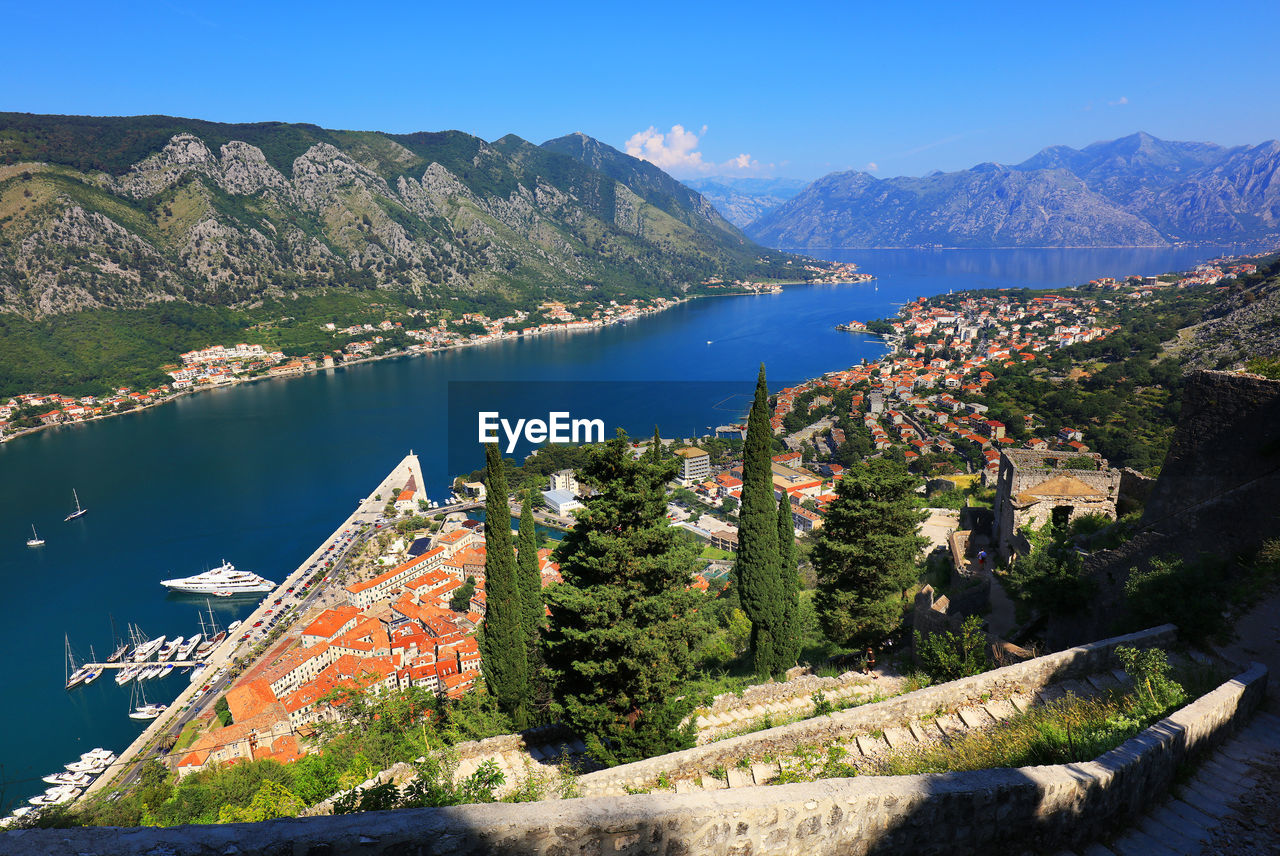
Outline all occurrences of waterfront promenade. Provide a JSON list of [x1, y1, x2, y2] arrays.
[[76, 452, 425, 804]]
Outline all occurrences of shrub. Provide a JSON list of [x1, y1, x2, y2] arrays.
[[913, 615, 990, 682], [1124, 554, 1229, 646]]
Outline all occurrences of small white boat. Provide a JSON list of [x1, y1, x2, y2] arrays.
[[64, 489, 88, 522], [26, 525, 44, 547], [128, 703, 168, 721], [115, 664, 142, 685], [188, 664, 208, 684], [65, 664, 94, 690], [140, 664, 165, 680], [42, 771, 94, 786], [82, 667, 102, 685], [64, 759, 106, 774]]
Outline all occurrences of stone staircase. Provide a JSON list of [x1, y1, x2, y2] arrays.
[[1073, 710, 1280, 856], [576, 668, 1135, 798], [691, 670, 896, 744]]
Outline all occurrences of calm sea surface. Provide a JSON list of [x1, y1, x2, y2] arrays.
[[0, 245, 1254, 807]]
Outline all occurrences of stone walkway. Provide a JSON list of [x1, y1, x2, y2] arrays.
[[1064, 710, 1280, 856], [576, 667, 1134, 798]]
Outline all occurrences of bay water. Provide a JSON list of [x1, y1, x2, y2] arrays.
[[0, 245, 1252, 808]]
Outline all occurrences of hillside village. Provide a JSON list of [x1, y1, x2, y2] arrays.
[[0, 296, 677, 441]]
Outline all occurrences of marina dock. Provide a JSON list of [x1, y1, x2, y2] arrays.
[[74, 452, 426, 804]]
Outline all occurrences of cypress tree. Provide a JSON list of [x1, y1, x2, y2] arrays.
[[479, 444, 529, 728], [812, 458, 927, 649], [650, 426, 662, 463], [777, 490, 802, 668], [517, 488, 543, 656], [734, 363, 794, 677], [543, 433, 706, 766]]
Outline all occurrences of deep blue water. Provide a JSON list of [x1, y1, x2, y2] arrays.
[[0, 245, 1254, 809]]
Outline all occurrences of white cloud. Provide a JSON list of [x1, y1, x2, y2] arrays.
[[1108, 96, 1129, 106], [865, 162, 879, 172], [624, 124, 760, 175]]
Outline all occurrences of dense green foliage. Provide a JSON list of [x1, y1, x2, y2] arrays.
[[58, 685, 514, 828], [517, 489, 544, 675], [542, 433, 706, 766], [479, 444, 529, 728], [776, 491, 802, 669], [1124, 554, 1230, 646], [812, 459, 927, 648], [1001, 522, 1096, 617], [914, 615, 990, 683], [734, 365, 796, 677], [449, 576, 477, 612]]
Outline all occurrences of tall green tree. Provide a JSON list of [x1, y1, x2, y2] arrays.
[[479, 444, 529, 728], [517, 488, 544, 655], [734, 364, 796, 677], [776, 491, 802, 667], [543, 432, 706, 766], [812, 458, 926, 649], [649, 426, 663, 463]]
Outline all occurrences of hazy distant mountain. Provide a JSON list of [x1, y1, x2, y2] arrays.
[[747, 132, 1280, 248], [682, 177, 808, 228], [0, 115, 796, 318]]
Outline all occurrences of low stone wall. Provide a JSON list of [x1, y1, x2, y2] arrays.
[[3, 658, 1265, 856], [578, 624, 1177, 793]]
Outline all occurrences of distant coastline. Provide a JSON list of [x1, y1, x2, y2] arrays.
[[0, 277, 876, 447]]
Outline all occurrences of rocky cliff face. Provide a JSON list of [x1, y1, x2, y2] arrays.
[[0, 115, 793, 318], [747, 132, 1280, 249], [681, 178, 807, 229]]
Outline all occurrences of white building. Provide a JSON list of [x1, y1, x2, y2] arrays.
[[674, 447, 711, 485], [542, 489, 583, 516]]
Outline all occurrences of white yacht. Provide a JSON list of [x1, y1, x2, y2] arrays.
[[129, 703, 168, 720], [156, 636, 183, 660], [161, 561, 275, 596], [30, 786, 81, 805], [115, 664, 143, 685], [131, 635, 166, 662], [42, 771, 94, 787], [175, 634, 201, 660], [26, 525, 44, 547]]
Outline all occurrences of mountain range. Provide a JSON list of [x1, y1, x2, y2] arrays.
[[0, 115, 796, 319], [681, 177, 808, 229], [744, 133, 1280, 249]]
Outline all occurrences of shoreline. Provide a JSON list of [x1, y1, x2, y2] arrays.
[[2, 278, 875, 449], [75, 453, 425, 806]]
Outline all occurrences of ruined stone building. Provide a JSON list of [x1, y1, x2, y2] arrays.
[[992, 449, 1120, 558]]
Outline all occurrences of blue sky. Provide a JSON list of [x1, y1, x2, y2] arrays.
[[5, 0, 1278, 180]]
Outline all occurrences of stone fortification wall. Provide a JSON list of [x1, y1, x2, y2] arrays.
[[575, 624, 1176, 795], [1056, 370, 1280, 648], [4, 657, 1264, 856]]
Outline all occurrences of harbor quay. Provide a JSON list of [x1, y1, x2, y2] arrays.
[[76, 453, 427, 804]]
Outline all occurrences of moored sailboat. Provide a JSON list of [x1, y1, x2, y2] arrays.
[[64, 489, 87, 522], [26, 524, 44, 547]]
